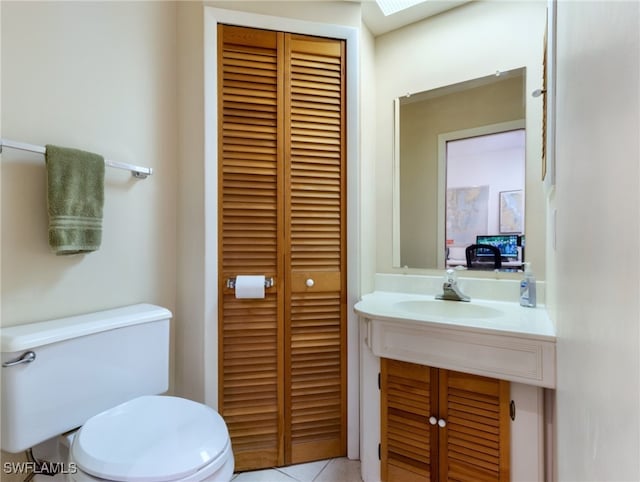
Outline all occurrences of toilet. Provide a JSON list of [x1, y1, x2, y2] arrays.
[[1, 304, 234, 482]]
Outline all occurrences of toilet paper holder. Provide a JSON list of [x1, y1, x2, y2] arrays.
[[226, 277, 274, 289]]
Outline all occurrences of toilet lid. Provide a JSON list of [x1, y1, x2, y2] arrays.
[[71, 396, 230, 482]]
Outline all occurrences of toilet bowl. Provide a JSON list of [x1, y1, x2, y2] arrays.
[[68, 396, 234, 482]]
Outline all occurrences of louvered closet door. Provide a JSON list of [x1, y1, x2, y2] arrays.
[[219, 25, 346, 471], [283, 34, 347, 464], [218, 25, 284, 471], [381, 358, 439, 482], [438, 370, 510, 481]]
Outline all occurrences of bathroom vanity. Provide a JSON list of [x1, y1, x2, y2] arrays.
[[357, 291, 555, 388], [356, 275, 556, 482]]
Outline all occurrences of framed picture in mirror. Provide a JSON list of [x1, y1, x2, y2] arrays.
[[499, 190, 524, 234]]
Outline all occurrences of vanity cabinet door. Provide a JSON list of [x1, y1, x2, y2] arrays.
[[381, 358, 439, 482], [438, 370, 511, 481], [380, 359, 510, 482]]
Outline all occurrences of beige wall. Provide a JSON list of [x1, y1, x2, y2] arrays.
[[206, 0, 359, 25], [359, 22, 377, 297], [375, 1, 547, 278], [1, 1, 178, 324], [554, 1, 640, 480], [175, 1, 207, 404], [1, 0, 178, 470]]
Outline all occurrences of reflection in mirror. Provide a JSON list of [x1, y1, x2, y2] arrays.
[[394, 67, 526, 270], [445, 129, 525, 270]]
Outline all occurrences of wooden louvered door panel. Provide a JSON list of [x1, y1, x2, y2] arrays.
[[439, 370, 510, 482], [219, 25, 346, 471], [381, 359, 439, 482], [283, 34, 347, 465], [218, 25, 284, 471]]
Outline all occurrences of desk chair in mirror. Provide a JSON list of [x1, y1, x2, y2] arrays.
[[447, 234, 524, 271], [466, 244, 502, 270]]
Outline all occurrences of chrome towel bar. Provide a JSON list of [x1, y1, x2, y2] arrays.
[[0, 138, 153, 179]]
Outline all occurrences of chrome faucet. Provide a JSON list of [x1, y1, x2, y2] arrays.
[[436, 269, 470, 302]]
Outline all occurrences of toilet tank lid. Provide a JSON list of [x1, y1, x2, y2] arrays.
[[1, 304, 172, 352]]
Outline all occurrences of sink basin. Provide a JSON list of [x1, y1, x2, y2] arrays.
[[393, 300, 503, 319]]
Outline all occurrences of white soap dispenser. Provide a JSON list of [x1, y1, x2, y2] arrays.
[[520, 262, 537, 308]]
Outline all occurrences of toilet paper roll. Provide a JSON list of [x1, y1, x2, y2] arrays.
[[234, 275, 265, 299]]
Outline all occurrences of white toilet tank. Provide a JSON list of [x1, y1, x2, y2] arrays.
[[1, 304, 171, 453]]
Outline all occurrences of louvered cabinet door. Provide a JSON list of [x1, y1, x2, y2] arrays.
[[283, 34, 347, 465], [381, 358, 439, 482], [218, 25, 284, 471], [438, 370, 511, 482]]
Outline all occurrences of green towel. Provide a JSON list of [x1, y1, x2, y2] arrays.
[[45, 145, 105, 255]]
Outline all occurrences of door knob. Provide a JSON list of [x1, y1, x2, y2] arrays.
[[429, 416, 437, 425], [306, 279, 315, 287], [438, 418, 447, 428]]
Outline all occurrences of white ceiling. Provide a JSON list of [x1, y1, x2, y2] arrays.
[[361, 0, 473, 36]]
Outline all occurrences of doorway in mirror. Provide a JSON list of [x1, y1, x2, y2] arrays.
[[445, 129, 525, 270]]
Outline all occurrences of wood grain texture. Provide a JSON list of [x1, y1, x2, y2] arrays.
[[439, 370, 511, 482], [381, 358, 438, 482], [381, 359, 511, 482], [218, 25, 283, 470], [284, 33, 346, 465], [218, 25, 346, 471]]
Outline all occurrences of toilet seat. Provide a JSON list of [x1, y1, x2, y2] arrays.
[[70, 396, 232, 482]]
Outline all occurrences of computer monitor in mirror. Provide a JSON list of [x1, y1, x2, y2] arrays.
[[475, 234, 521, 259]]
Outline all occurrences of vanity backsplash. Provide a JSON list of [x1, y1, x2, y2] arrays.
[[374, 272, 545, 304]]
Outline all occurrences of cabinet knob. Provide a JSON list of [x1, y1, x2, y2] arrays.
[[306, 278, 315, 288], [429, 416, 437, 425], [438, 418, 447, 428]]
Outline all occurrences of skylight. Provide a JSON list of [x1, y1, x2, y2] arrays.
[[375, 0, 427, 16]]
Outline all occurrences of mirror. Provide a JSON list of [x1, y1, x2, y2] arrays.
[[393, 68, 527, 270]]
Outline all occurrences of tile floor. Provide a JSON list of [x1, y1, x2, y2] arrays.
[[232, 458, 362, 482]]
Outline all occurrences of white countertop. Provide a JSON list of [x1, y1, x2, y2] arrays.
[[354, 291, 556, 342]]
